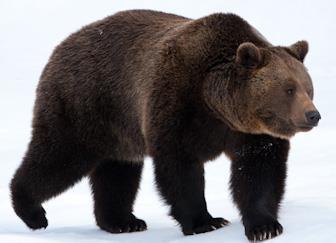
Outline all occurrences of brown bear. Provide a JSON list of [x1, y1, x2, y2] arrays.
[[10, 10, 320, 241]]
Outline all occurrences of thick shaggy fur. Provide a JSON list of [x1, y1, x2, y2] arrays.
[[10, 10, 317, 241]]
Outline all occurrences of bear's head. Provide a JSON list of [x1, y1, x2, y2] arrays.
[[203, 41, 320, 139]]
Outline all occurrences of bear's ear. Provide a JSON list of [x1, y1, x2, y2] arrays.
[[235, 42, 262, 69], [288, 40, 309, 62]]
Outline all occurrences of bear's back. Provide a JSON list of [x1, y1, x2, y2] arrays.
[[39, 10, 189, 116]]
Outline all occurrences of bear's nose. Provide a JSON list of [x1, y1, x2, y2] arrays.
[[305, 110, 321, 126]]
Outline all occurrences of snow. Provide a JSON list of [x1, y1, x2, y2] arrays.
[[0, 0, 335, 242]]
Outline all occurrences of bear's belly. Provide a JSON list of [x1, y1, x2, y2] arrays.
[[104, 121, 146, 162]]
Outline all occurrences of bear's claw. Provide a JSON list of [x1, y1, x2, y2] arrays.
[[98, 216, 147, 234], [246, 219, 283, 242], [183, 217, 230, 235]]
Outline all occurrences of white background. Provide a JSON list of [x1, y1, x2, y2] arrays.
[[0, 0, 335, 242]]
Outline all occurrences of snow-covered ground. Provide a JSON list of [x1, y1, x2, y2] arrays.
[[0, 0, 335, 242]]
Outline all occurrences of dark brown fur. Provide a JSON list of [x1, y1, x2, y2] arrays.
[[10, 10, 319, 241]]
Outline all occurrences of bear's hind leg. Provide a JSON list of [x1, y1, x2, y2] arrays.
[[89, 159, 146, 233], [10, 136, 97, 230]]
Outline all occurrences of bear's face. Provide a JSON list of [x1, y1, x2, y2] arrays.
[[203, 41, 320, 139]]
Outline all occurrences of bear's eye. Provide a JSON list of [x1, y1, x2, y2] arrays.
[[286, 88, 295, 96]]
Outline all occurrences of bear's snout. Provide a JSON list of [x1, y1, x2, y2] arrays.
[[305, 110, 321, 127]]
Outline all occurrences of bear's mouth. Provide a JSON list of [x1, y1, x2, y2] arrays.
[[295, 123, 314, 132]]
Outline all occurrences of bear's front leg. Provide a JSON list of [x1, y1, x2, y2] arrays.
[[153, 154, 229, 235], [228, 134, 289, 242]]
